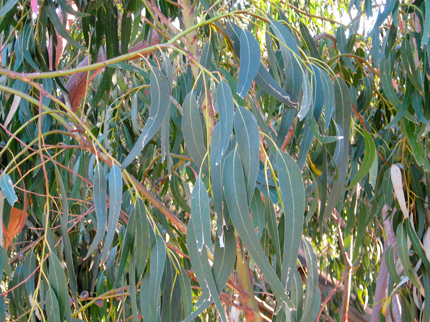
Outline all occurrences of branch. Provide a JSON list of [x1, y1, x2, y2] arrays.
[[60, 31, 160, 112]]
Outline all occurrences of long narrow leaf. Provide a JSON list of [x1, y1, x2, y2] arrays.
[[223, 149, 294, 308], [86, 162, 107, 258], [122, 68, 171, 169], [234, 106, 260, 203], [191, 176, 212, 253], [100, 164, 123, 262], [277, 150, 305, 288], [237, 30, 261, 98]]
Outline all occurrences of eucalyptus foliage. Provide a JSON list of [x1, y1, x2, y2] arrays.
[[0, 0, 430, 321]]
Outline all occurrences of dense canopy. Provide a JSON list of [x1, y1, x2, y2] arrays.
[[1, 0, 430, 321]]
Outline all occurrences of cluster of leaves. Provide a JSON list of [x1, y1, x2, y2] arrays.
[[0, 0, 430, 321]]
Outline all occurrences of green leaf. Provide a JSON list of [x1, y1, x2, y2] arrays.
[[299, 22, 322, 60], [191, 176, 212, 253], [148, 234, 166, 322], [45, 285, 61, 322], [0, 247, 11, 277], [182, 92, 208, 174], [308, 113, 339, 144], [270, 20, 302, 101], [210, 122, 224, 217], [289, 269, 304, 321], [0, 295, 5, 322], [237, 30, 261, 98], [215, 81, 234, 163], [0, 0, 18, 17], [400, 38, 423, 93], [212, 226, 236, 291], [250, 190, 265, 240], [422, 0, 430, 48], [405, 219, 430, 270], [57, 0, 91, 17], [301, 238, 320, 322], [0, 173, 17, 206], [367, 0, 397, 37], [320, 70, 335, 130], [396, 221, 420, 288], [298, 72, 313, 120], [348, 128, 376, 188], [223, 149, 294, 308], [22, 251, 36, 298], [224, 21, 297, 106], [86, 162, 107, 258], [45, 0, 85, 50], [402, 118, 430, 171], [423, 269, 430, 321], [254, 64, 298, 108], [323, 77, 351, 221], [234, 106, 260, 203], [133, 198, 150, 279], [49, 253, 72, 322], [385, 244, 401, 284], [129, 252, 139, 322], [186, 223, 227, 322], [178, 266, 193, 318], [121, 68, 171, 169], [265, 198, 282, 270], [336, 27, 356, 72], [276, 150, 305, 288], [100, 164, 123, 262]]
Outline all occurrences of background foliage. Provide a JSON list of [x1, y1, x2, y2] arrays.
[[1, 0, 430, 321]]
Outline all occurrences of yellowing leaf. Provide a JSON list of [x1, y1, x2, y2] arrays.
[[390, 164, 409, 218]]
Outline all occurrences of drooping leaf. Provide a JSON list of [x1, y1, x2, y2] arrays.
[[0, 0, 19, 17], [250, 190, 265, 241], [277, 150, 305, 288], [397, 221, 420, 288], [49, 253, 72, 322], [147, 234, 166, 322], [234, 106, 260, 203], [121, 68, 171, 169], [237, 30, 261, 98], [323, 77, 351, 221], [186, 224, 227, 322], [45, 0, 85, 50], [212, 226, 236, 291], [299, 22, 322, 60], [182, 92, 208, 174], [86, 162, 107, 258], [301, 238, 320, 322], [22, 251, 36, 298], [100, 164, 123, 262], [57, 0, 90, 17], [224, 21, 297, 106], [210, 123, 225, 233], [215, 81, 234, 163], [223, 149, 294, 308], [134, 198, 150, 279], [191, 176, 212, 253], [270, 20, 302, 101], [45, 285, 61, 322], [385, 244, 401, 284], [405, 219, 430, 270], [348, 128, 376, 188], [129, 252, 139, 322], [254, 64, 298, 108]]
